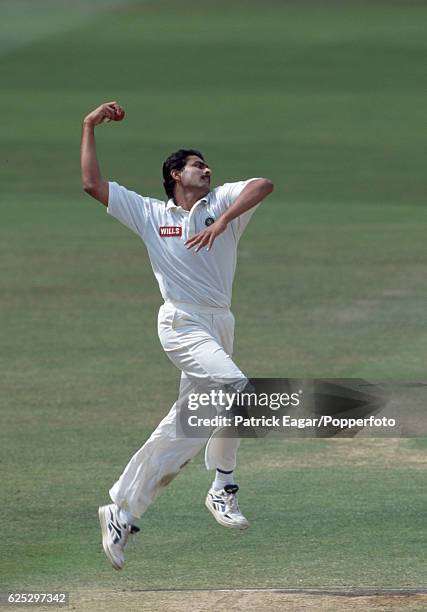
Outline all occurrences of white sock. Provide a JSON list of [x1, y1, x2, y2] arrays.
[[212, 469, 235, 491], [118, 507, 137, 526]]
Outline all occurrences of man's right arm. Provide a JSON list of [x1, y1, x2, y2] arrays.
[[80, 101, 124, 206]]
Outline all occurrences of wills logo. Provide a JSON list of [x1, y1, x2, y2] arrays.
[[159, 226, 182, 237]]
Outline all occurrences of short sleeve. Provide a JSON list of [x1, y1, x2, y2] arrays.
[[107, 181, 151, 238], [214, 178, 262, 240]]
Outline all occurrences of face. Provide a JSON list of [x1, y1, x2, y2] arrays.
[[173, 155, 212, 195]]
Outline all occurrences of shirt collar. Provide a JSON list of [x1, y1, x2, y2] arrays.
[[166, 196, 208, 211]]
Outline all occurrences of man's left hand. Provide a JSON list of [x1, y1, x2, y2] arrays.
[[185, 218, 228, 253]]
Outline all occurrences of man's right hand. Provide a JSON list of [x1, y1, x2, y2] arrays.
[[83, 101, 125, 126], [81, 102, 124, 206]]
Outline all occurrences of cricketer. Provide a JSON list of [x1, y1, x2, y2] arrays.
[[80, 101, 273, 570]]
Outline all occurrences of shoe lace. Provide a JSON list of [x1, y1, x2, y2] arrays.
[[111, 519, 139, 548], [225, 491, 240, 515]]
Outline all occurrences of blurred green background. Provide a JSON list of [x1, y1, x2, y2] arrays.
[[1, 0, 426, 598]]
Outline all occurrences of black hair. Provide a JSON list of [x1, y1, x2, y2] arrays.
[[162, 148, 205, 199]]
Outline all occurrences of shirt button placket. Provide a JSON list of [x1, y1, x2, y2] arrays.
[[190, 204, 202, 238]]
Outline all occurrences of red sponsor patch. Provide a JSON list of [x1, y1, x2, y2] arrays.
[[159, 226, 182, 237]]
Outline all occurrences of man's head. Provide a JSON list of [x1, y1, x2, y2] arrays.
[[162, 149, 211, 200]]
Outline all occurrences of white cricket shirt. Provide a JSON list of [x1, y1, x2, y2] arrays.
[[107, 179, 260, 308]]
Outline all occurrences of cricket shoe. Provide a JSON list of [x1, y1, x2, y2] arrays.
[[205, 484, 250, 529], [98, 504, 140, 570]]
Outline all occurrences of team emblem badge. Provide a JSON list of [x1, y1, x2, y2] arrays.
[[205, 217, 215, 227]]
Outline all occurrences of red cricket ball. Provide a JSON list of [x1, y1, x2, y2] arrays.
[[114, 108, 125, 121]]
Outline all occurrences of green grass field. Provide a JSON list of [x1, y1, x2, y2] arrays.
[[1, 1, 426, 610]]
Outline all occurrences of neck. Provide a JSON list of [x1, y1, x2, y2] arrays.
[[173, 187, 207, 211]]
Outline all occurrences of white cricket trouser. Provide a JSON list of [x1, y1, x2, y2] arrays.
[[109, 300, 247, 518]]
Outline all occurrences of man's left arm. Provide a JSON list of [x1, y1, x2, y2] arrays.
[[185, 178, 274, 252]]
